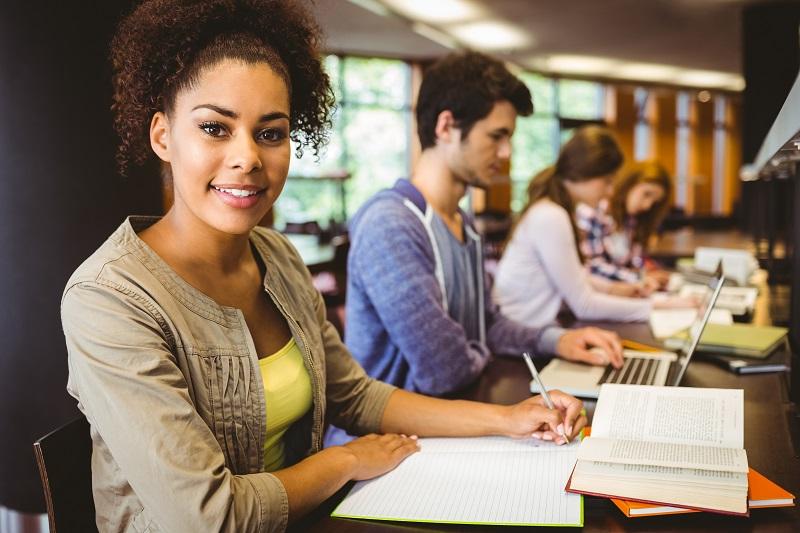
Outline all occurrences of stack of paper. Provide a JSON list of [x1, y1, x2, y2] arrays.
[[679, 283, 758, 316], [649, 307, 733, 339], [333, 436, 583, 526]]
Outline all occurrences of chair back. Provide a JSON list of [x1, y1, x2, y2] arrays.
[[33, 416, 97, 533]]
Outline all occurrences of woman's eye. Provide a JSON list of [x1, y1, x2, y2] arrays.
[[258, 128, 287, 143], [199, 122, 225, 137]]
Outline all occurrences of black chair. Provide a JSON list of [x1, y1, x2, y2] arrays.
[[33, 416, 98, 533]]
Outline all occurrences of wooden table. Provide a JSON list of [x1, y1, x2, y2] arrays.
[[649, 228, 787, 268], [295, 320, 800, 532]]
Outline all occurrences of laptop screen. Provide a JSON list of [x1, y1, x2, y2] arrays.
[[671, 268, 726, 386]]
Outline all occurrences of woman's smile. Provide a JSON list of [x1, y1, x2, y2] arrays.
[[210, 184, 266, 209]]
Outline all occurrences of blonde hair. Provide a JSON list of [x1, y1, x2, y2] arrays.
[[609, 160, 672, 248]]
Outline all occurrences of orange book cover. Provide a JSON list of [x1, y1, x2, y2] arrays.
[[610, 468, 795, 517]]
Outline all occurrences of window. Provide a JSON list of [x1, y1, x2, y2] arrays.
[[510, 75, 606, 212], [275, 55, 412, 228], [675, 91, 692, 209], [558, 79, 605, 120]]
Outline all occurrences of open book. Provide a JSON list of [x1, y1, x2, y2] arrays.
[[566, 384, 748, 515]]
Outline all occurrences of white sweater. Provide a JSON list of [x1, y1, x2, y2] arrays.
[[493, 200, 652, 328]]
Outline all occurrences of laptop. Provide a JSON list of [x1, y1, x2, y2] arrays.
[[532, 269, 725, 399]]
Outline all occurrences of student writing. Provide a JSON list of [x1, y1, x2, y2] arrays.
[[493, 126, 693, 329]]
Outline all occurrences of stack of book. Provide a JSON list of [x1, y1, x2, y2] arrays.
[[566, 384, 795, 516], [661, 323, 790, 374], [611, 468, 794, 517]]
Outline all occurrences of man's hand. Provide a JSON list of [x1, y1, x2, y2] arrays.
[[556, 327, 623, 368]]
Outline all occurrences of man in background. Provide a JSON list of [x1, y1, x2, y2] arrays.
[[328, 52, 622, 444]]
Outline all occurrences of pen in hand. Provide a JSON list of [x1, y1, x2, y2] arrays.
[[522, 352, 570, 444]]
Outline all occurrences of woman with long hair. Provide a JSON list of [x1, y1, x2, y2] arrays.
[[493, 126, 690, 328], [60, 1, 586, 531], [578, 160, 674, 293]]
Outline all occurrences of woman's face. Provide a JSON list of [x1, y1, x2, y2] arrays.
[[565, 173, 614, 208], [626, 182, 665, 216], [150, 59, 291, 236]]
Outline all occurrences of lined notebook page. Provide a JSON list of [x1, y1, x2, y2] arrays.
[[332, 436, 582, 526]]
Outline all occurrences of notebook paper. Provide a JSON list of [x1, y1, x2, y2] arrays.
[[332, 436, 582, 526]]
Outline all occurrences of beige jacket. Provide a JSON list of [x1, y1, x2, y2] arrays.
[[61, 217, 396, 533]]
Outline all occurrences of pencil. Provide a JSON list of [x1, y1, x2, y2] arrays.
[[522, 352, 570, 444]]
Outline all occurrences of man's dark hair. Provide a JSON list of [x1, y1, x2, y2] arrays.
[[416, 51, 533, 150]]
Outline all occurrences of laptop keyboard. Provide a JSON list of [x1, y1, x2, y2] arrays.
[[599, 357, 660, 385]]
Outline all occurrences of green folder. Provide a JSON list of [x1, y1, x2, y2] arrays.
[[697, 323, 788, 358]]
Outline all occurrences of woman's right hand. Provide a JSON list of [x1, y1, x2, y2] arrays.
[[343, 433, 420, 480]]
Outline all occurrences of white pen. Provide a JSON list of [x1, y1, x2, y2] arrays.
[[522, 352, 570, 444]]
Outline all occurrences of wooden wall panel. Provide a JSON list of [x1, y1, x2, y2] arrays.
[[0, 0, 161, 513], [691, 97, 715, 214], [607, 85, 636, 164], [724, 98, 743, 215], [653, 91, 677, 175]]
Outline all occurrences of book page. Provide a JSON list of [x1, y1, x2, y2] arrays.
[[333, 436, 582, 526], [573, 459, 747, 488], [590, 384, 743, 448], [577, 437, 748, 472]]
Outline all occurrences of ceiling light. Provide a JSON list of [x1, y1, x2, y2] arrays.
[[446, 20, 532, 51], [674, 70, 745, 91], [382, 0, 485, 24], [346, 0, 392, 17], [613, 62, 679, 83], [522, 54, 746, 92], [534, 55, 620, 76]]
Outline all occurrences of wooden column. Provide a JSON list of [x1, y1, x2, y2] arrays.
[[652, 89, 678, 188], [690, 94, 715, 214], [607, 84, 636, 164], [723, 97, 743, 215]]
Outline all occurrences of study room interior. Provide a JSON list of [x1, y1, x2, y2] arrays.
[[1, 0, 800, 531]]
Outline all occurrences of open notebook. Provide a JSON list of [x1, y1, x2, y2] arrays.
[[333, 436, 583, 526]]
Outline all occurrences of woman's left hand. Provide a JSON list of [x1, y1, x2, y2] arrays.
[[503, 391, 587, 444]]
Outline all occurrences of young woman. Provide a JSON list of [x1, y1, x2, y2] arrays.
[[577, 161, 673, 294], [60, 1, 586, 531], [493, 126, 691, 329]]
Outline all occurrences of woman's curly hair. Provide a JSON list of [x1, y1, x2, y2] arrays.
[[110, 0, 335, 175]]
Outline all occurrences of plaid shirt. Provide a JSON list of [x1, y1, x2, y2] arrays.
[[576, 200, 644, 284]]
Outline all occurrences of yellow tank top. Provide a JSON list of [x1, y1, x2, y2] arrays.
[[259, 337, 312, 472]]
